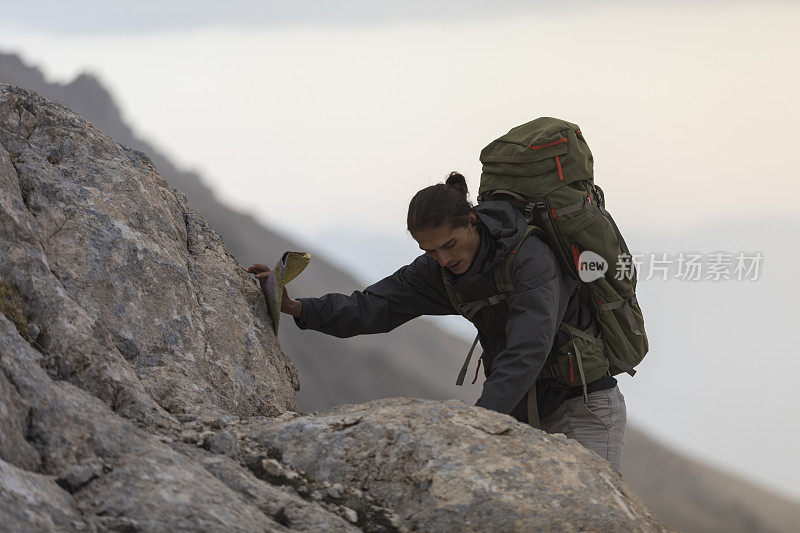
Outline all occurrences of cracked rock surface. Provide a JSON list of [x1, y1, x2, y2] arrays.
[[0, 85, 669, 532], [232, 398, 665, 532], [0, 85, 299, 425]]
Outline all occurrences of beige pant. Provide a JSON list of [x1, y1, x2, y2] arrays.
[[540, 385, 627, 473]]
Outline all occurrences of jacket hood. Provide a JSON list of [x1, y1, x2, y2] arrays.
[[474, 200, 528, 257]]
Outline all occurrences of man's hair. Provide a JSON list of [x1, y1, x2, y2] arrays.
[[407, 172, 474, 234]]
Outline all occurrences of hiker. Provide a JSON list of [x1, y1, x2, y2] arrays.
[[250, 119, 646, 474]]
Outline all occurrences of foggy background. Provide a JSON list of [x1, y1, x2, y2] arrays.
[[2, 0, 798, 503]]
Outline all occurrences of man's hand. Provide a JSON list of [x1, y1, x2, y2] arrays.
[[247, 264, 303, 318]]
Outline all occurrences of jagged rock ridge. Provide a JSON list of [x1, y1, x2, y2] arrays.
[[0, 85, 668, 531]]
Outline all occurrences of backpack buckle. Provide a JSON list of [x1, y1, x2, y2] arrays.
[[523, 203, 536, 223]]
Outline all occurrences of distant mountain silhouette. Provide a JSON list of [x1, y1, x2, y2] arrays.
[[3, 50, 799, 532]]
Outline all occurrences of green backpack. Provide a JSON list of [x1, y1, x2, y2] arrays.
[[445, 117, 648, 399]]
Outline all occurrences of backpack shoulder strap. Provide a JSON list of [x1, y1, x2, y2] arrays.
[[440, 267, 464, 315], [441, 266, 507, 321], [494, 224, 538, 295]]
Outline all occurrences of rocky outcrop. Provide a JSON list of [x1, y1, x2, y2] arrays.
[[0, 84, 668, 531], [0, 51, 478, 415], [0, 313, 359, 532], [232, 398, 660, 531], [0, 84, 299, 427]]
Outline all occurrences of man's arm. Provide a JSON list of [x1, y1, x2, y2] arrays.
[[294, 254, 455, 338], [282, 298, 302, 318]]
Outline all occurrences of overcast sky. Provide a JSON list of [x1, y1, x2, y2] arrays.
[[3, 2, 797, 243], [0, 0, 741, 33], [2, 0, 799, 499]]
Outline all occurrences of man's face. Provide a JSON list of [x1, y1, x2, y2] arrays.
[[412, 217, 481, 275]]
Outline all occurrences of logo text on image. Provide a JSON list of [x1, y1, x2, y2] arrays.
[[578, 250, 607, 282]]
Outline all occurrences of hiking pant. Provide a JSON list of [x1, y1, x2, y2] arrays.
[[540, 385, 627, 473]]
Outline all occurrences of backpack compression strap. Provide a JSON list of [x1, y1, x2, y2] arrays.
[[597, 297, 644, 337], [456, 334, 481, 386]]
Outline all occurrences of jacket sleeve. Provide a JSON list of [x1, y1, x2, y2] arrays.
[[474, 240, 573, 414], [293, 254, 455, 338]]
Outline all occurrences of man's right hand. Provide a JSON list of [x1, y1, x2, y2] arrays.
[[247, 264, 303, 318]]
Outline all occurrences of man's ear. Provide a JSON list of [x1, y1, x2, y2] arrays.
[[469, 211, 478, 226]]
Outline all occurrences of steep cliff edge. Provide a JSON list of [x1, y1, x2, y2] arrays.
[[0, 84, 667, 531]]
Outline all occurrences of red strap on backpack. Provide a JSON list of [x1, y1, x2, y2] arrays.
[[472, 359, 482, 384]]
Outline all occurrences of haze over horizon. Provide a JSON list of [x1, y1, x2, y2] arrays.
[[2, 0, 798, 502]]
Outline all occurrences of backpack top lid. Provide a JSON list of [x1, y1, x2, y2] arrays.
[[479, 117, 594, 200]]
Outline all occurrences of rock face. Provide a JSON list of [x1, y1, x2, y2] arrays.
[[0, 84, 299, 426], [0, 51, 480, 416], [0, 313, 357, 532], [0, 84, 669, 532]]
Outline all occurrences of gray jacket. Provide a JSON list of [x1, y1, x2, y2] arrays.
[[295, 201, 599, 419]]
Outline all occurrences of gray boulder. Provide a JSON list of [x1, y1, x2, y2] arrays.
[[0, 84, 669, 532], [234, 398, 665, 532], [0, 84, 299, 427]]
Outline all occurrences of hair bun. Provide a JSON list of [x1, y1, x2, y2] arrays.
[[445, 171, 469, 195], [407, 171, 474, 233]]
